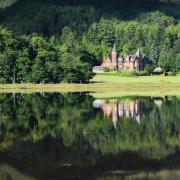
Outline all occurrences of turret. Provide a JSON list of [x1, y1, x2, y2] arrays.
[[135, 48, 142, 71], [112, 43, 117, 52], [135, 48, 142, 58], [112, 44, 118, 71]]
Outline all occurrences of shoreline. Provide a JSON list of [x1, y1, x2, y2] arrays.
[[0, 75, 180, 95], [0, 83, 180, 95]]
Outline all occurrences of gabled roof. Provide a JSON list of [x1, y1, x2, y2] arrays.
[[135, 48, 142, 57]]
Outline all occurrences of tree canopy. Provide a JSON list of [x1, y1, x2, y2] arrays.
[[0, 0, 179, 82]]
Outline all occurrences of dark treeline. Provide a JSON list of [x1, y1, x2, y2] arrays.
[[0, 0, 178, 36], [0, 0, 162, 9], [0, 27, 95, 83]]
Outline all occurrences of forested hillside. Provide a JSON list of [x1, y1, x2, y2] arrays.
[[1, 0, 180, 35], [0, 0, 180, 83]]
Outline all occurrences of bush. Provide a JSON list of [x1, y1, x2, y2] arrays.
[[103, 67, 111, 72], [137, 70, 149, 76], [117, 71, 137, 77], [167, 72, 176, 76], [144, 64, 155, 74], [0, 78, 5, 84]]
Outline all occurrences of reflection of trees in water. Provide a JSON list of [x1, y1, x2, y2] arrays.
[[0, 93, 95, 149], [0, 164, 35, 180], [0, 94, 180, 159], [0, 94, 179, 179], [90, 97, 180, 158]]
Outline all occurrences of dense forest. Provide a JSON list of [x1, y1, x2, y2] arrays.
[[0, 0, 180, 83]]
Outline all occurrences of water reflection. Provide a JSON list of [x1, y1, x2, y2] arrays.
[[0, 93, 179, 179], [93, 97, 165, 129], [93, 99, 145, 127]]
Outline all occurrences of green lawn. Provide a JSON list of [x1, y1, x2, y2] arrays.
[[0, 74, 180, 97], [90, 74, 180, 98], [92, 73, 180, 85]]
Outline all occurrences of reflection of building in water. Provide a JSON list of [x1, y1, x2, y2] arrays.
[[154, 99, 163, 107], [93, 99, 144, 128]]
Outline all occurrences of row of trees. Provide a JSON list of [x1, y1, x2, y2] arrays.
[[0, 27, 95, 83], [82, 12, 180, 72]]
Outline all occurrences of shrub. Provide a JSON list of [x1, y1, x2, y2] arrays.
[[103, 67, 111, 72], [117, 71, 137, 77], [0, 78, 5, 84], [137, 70, 149, 76], [167, 72, 176, 76], [144, 64, 155, 74]]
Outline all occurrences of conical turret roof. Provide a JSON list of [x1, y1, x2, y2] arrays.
[[112, 44, 117, 52], [135, 48, 142, 57]]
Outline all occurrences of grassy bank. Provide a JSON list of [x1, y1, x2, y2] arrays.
[[92, 74, 180, 84], [0, 75, 180, 96], [91, 74, 180, 97]]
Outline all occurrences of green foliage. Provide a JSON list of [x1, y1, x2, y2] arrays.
[[118, 71, 138, 77], [0, 0, 180, 34], [0, 0, 17, 8], [0, 26, 94, 83], [0, 1, 180, 83], [83, 15, 179, 70], [1, 93, 180, 161], [159, 49, 177, 72], [137, 70, 149, 76], [167, 71, 176, 76], [144, 64, 156, 74], [137, 11, 176, 26], [103, 67, 111, 72]]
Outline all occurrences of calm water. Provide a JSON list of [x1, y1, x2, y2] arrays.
[[0, 93, 180, 180]]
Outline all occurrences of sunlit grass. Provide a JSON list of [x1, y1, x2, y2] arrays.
[[0, 74, 180, 96], [92, 73, 180, 84]]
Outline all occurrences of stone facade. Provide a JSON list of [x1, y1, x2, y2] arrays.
[[93, 44, 144, 72]]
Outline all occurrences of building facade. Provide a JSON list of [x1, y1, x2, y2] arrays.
[[93, 44, 144, 72]]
